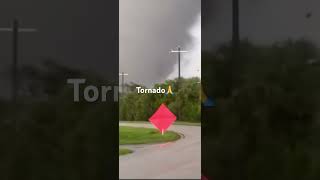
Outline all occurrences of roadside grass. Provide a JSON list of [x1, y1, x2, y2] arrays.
[[119, 126, 180, 145], [119, 148, 133, 156], [173, 121, 201, 126], [120, 121, 201, 126]]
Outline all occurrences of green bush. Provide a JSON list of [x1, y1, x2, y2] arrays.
[[120, 77, 201, 122]]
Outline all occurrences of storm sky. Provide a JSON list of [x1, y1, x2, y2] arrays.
[[0, 0, 118, 98], [120, 0, 320, 87], [203, 0, 320, 50], [1, 0, 320, 95], [120, 0, 201, 87]]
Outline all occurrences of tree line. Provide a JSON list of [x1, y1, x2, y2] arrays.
[[202, 40, 320, 179], [120, 77, 201, 122]]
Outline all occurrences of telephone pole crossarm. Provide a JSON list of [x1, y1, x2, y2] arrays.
[[0, 19, 38, 103]]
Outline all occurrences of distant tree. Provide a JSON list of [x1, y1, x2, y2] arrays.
[[202, 40, 320, 179], [120, 77, 201, 122], [0, 60, 117, 180]]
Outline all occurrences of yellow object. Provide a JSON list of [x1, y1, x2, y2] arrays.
[[166, 85, 173, 95]]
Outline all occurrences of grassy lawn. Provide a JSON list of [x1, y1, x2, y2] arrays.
[[119, 148, 133, 156], [120, 121, 201, 126], [119, 126, 180, 145], [173, 121, 201, 126]]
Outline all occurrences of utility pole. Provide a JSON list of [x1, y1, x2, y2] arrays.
[[225, 0, 240, 96], [170, 46, 188, 79], [119, 72, 128, 94], [170, 46, 188, 121], [0, 19, 37, 104], [232, 0, 240, 49]]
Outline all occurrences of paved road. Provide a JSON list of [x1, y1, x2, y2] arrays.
[[119, 122, 201, 179]]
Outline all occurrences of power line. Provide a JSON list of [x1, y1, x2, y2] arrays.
[[170, 46, 188, 121], [170, 46, 188, 79], [0, 19, 38, 104], [119, 72, 129, 94]]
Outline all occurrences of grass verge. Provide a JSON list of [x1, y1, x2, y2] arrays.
[[119, 126, 180, 145], [119, 148, 133, 156], [120, 121, 201, 126]]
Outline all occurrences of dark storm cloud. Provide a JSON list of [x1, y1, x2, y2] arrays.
[[0, 0, 118, 98], [203, 0, 320, 49], [0, 0, 117, 75], [120, 0, 201, 86]]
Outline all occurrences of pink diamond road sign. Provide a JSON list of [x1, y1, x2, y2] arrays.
[[149, 103, 177, 135]]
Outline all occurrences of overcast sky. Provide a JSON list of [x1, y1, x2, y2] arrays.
[[203, 0, 320, 50], [120, 0, 201, 87], [1, 0, 320, 96], [0, 0, 117, 98]]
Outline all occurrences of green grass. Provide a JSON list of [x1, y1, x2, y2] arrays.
[[119, 148, 133, 156], [119, 126, 180, 145], [120, 121, 201, 126], [173, 121, 201, 126]]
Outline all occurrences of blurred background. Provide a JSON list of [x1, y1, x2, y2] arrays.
[[202, 0, 320, 179], [0, 1, 118, 179]]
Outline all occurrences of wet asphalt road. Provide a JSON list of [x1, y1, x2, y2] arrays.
[[119, 122, 201, 179]]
